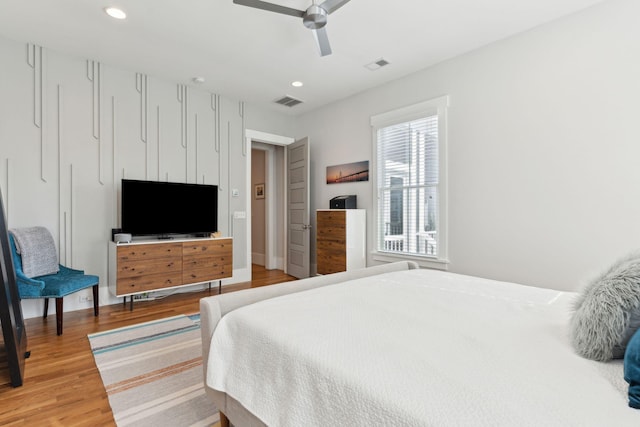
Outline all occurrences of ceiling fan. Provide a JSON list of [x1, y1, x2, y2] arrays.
[[233, 0, 352, 57]]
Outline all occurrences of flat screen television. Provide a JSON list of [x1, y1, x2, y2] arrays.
[[121, 179, 218, 237]]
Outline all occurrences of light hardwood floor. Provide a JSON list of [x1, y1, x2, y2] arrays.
[[0, 265, 296, 426]]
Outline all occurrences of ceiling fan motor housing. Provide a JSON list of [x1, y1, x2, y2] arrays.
[[303, 5, 328, 29]]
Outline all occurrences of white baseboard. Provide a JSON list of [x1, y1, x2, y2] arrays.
[[252, 252, 265, 266], [224, 266, 251, 286]]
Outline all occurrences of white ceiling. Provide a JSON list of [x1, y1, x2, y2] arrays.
[[0, 0, 605, 115]]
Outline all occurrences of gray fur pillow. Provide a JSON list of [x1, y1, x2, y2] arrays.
[[571, 252, 640, 361]]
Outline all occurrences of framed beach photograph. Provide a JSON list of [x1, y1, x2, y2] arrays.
[[255, 183, 265, 199]]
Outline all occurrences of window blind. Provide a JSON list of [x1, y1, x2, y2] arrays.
[[376, 115, 439, 256]]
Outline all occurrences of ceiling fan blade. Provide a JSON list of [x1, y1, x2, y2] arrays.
[[233, 0, 304, 18], [318, 0, 351, 14], [313, 27, 332, 57]]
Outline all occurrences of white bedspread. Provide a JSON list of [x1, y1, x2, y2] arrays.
[[206, 269, 640, 426]]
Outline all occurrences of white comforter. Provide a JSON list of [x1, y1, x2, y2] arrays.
[[206, 269, 640, 426]]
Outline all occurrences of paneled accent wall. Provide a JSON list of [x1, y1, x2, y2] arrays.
[[0, 36, 266, 318]]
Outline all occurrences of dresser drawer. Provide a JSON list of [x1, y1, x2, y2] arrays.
[[316, 251, 346, 275], [317, 210, 346, 227], [183, 265, 231, 283], [116, 271, 182, 294], [183, 239, 232, 258], [117, 243, 182, 262], [117, 257, 182, 279], [183, 256, 230, 270]]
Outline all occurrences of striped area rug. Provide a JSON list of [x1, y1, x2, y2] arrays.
[[88, 314, 219, 427]]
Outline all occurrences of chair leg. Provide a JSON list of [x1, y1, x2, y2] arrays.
[[55, 297, 63, 336], [43, 298, 49, 318], [92, 284, 99, 316]]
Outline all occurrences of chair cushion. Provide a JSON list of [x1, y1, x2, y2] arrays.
[[38, 271, 99, 298]]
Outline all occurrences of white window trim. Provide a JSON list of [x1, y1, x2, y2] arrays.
[[370, 95, 450, 269]]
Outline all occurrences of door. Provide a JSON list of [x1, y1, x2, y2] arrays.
[[286, 138, 311, 278]]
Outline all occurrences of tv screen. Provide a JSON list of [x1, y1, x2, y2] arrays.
[[121, 179, 218, 237]]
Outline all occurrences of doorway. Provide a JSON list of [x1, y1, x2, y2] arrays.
[[251, 147, 267, 267], [245, 130, 294, 273]]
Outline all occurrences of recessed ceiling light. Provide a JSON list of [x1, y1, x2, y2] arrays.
[[105, 7, 127, 20], [192, 77, 205, 84], [291, 81, 304, 88]]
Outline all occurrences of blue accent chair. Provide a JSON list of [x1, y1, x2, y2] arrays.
[[9, 235, 99, 335]]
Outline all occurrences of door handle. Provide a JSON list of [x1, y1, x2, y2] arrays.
[[302, 224, 312, 230]]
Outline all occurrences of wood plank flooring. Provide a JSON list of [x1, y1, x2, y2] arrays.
[[0, 265, 296, 426]]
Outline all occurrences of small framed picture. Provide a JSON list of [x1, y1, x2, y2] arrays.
[[255, 183, 265, 199]]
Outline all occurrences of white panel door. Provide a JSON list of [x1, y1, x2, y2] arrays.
[[287, 137, 310, 279]]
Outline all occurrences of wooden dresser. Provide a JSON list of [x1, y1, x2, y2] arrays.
[[316, 209, 366, 275], [109, 237, 232, 298]]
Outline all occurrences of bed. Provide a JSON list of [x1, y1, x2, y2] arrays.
[[200, 261, 640, 426]]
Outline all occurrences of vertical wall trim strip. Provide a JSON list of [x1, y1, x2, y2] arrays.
[[228, 120, 231, 233], [27, 44, 42, 129], [5, 159, 10, 225], [240, 101, 246, 157], [157, 106, 161, 181], [32, 46, 46, 183], [177, 85, 183, 147], [57, 85, 63, 249], [41, 47, 46, 182], [87, 60, 101, 141], [210, 94, 218, 151], [98, 63, 104, 185], [217, 95, 222, 190], [184, 87, 188, 149], [63, 212, 67, 266], [69, 163, 74, 267], [177, 85, 188, 148], [136, 73, 148, 143], [98, 63, 102, 140], [112, 96, 117, 226], [145, 74, 148, 143], [195, 113, 199, 180]]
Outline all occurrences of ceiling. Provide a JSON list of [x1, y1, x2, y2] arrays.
[[0, 0, 606, 115]]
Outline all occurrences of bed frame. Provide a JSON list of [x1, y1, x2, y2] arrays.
[[200, 261, 419, 426]]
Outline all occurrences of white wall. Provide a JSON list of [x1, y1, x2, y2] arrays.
[[296, 0, 640, 291], [0, 35, 294, 318]]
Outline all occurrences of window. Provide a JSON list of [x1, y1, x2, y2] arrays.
[[371, 96, 448, 266]]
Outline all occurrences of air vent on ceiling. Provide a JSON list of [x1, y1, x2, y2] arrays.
[[364, 58, 390, 71], [275, 95, 303, 108]]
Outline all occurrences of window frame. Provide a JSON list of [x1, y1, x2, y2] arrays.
[[370, 95, 449, 269]]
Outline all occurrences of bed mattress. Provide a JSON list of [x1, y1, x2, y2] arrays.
[[206, 268, 640, 426]]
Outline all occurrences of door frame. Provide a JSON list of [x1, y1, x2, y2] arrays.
[[245, 130, 295, 273]]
